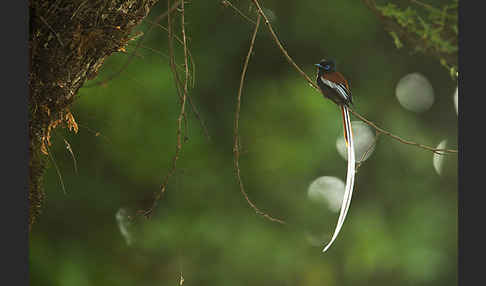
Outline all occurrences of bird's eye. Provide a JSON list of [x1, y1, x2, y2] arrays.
[[324, 64, 331, 70]]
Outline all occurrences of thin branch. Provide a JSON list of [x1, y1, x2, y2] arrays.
[[180, 0, 192, 146], [142, 0, 189, 218], [142, 19, 197, 88], [181, 0, 190, 102], [85, 0, 183, 88], [46, 143, 66, 195], [137, 44, 187, 73], [250, 0, 315, 87], [349, 109, 457, 155], [77, 123, 112, 144], [250, 0, 457, 155], [142, 19, 210, 140], [164, 3, 189, 135], [233, 14, 286, 225], [63, 138, 78, 174], [222, 0, 257, 25], [356, 132, 380, 171]]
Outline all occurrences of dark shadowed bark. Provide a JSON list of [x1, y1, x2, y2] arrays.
[[28, 0, 159, 230]]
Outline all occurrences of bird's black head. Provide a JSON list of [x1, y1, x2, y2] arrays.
[[315, 59, 336, 73]]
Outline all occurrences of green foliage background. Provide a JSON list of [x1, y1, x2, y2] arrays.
[[30, 0, 457, 285]]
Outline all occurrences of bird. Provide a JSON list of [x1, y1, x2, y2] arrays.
[[315, 59, 356, 253], [315, 59, 353, 107]]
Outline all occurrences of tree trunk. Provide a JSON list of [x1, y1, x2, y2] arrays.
[[28, 0, 159, 230]]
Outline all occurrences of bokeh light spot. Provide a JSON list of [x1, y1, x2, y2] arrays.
[[453, 87, 458, 115], [433, 140, 447, 176], [116, 208, 134, 246], [396, 73, 434, 112], [307, 176, 345, 213], [336, 121, 376, 162]]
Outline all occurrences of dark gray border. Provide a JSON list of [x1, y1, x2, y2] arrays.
[[1, 0, 29, 285]]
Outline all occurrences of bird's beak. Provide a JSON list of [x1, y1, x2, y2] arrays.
[[315, 63, 323, 68]]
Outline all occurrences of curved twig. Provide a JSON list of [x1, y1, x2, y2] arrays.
[[233, 14, 286, 224]]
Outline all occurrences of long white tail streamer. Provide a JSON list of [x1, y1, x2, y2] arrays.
[[322, 105, 356, 252]]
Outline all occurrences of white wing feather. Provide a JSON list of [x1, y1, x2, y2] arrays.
[[319, 77, 351, 103]]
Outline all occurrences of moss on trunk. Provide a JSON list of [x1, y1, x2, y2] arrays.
[[28, 0, 159, 230]]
